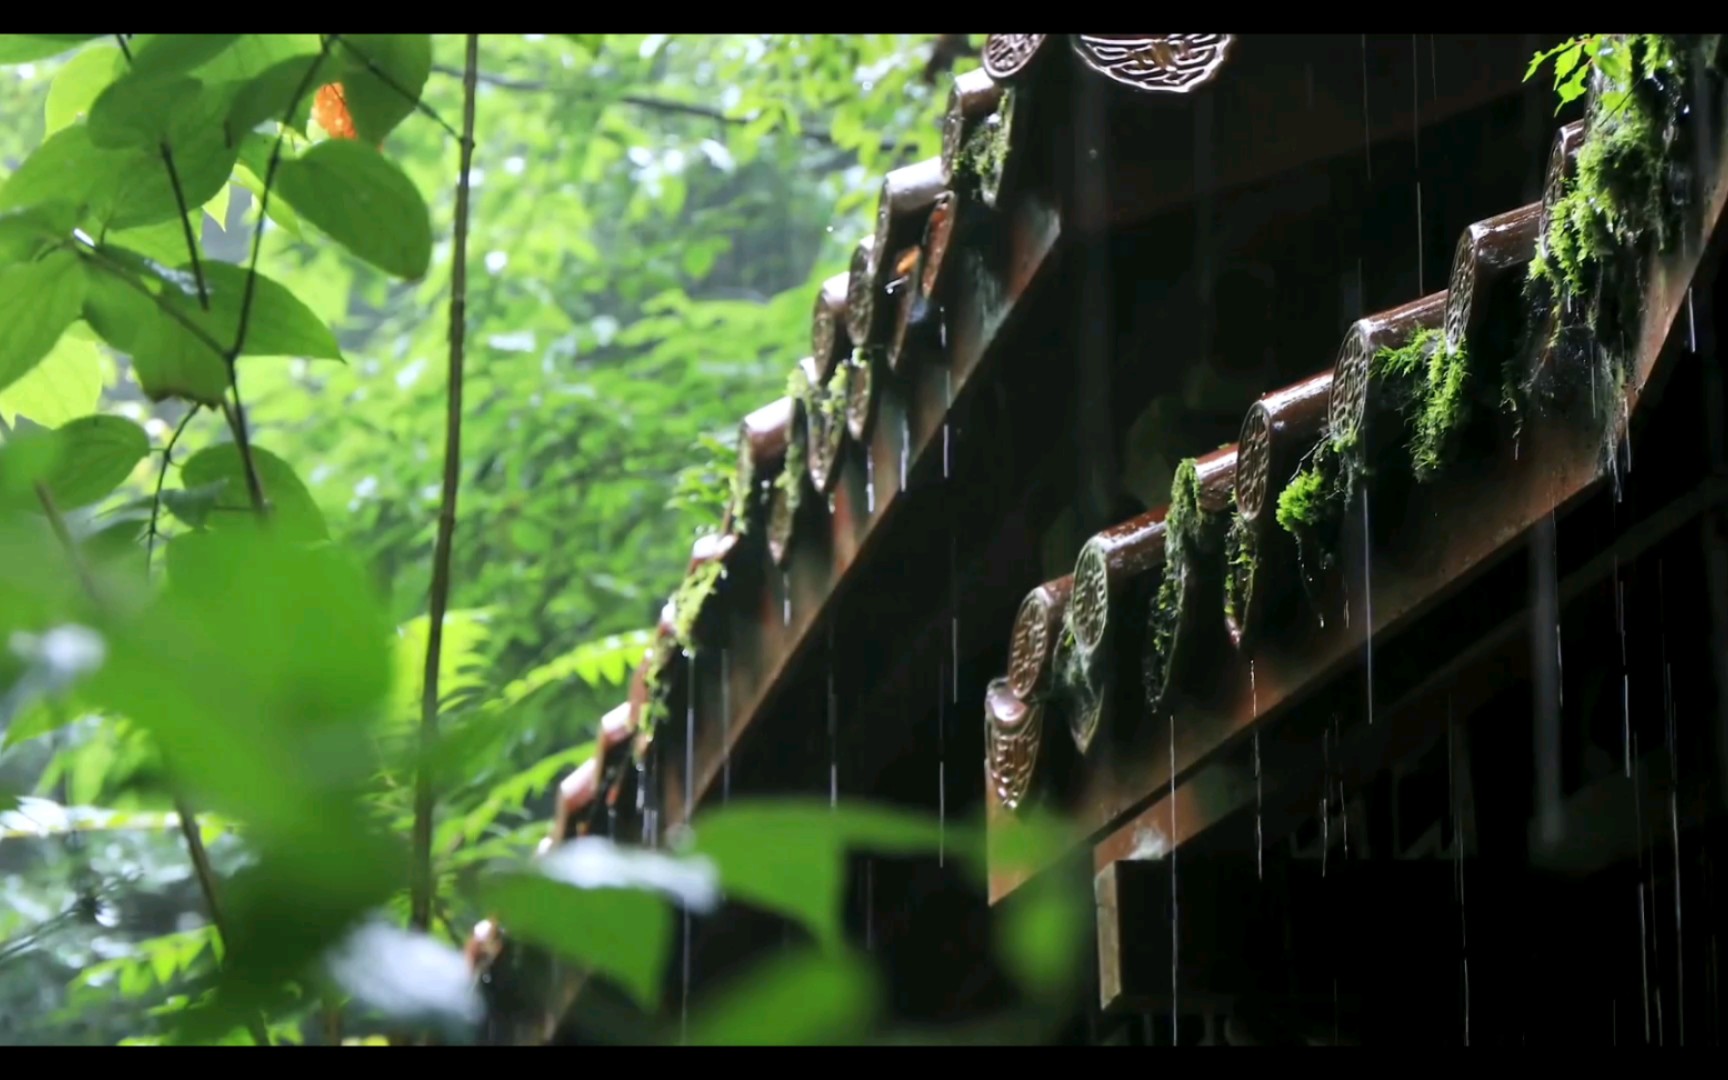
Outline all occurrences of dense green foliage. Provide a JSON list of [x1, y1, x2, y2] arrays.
[[0, 33, 1085, 1046]]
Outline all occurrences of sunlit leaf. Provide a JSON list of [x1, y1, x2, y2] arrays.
[[180, 442, 328, 542], [276, 140, 432, 279], [0, 35, 101, 65], [44, 44, 124, 134], [334, 34, 431, 145], [0, 324, 102, 429], [0, 250, 87, 396]]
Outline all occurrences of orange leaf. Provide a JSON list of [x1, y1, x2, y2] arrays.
[[313, 82, 357, 141]]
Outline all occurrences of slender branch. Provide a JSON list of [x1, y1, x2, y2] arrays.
[[220, 400, 268, 516], [157, 146, 211, 311], [145, 405, 200, 576], [428, 63, 915, 156], [410, 33, 480, 935]]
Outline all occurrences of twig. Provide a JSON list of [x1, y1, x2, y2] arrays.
[[225, 38, 337, 518], [333, 36, 461, 142], [145, 406, 200, 576], [410, 33, 480, 935], [111, 35, 210, 311]]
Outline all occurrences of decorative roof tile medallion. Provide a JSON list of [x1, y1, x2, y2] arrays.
[[1070, 35, 1235, 94]]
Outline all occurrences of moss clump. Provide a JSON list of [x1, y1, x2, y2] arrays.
[[727, 455, 755, 537], [1223, 502, 1256, 632], [775, 367, 813, 520], [1524, 35, 1694, 443], [1369, 326, 1476, 482], [1275, 436, 1350, 588], [961, 90, 1014, 200], [1143, 459, 1228, 711], [671, 557, 726, 654]]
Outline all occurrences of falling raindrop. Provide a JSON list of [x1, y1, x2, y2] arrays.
[[1687, 288, 1697, 351], [1169, 709, 1179, 1044], [1362, 494, 1375, 724], [865, 860, 876, 951], [721, 648, 732, 803], [828, 491, 837, 514], [943, 423, 951, 480], [1359, 35, 1374, 182], [939, 305, 948, 349], [900, 414, 910, 490], [866, 452, 876, 513], [1248, 662, 1263, 884], [828, 625, 838, 810], [782, 570, 791, 627], [937, 660, 947, 867], [1624, 674, 1633, 778], [1640, 882, 1653, 1043]]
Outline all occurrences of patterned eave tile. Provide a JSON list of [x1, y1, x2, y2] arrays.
[[985, 38, 1728, 904]]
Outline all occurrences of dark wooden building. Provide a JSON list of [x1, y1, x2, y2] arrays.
[[477, 34, 1728, 1046]]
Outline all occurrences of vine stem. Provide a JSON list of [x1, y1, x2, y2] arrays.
[[409, 33, 480, 935]]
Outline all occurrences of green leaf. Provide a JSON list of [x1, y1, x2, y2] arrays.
[[688, 801, 943, 949], [0, 328, 103, 429], [157, 258, 343, 361], [225, 53, 332, 140], [189, 34, 321, 86], [45, 44, 125, 134], [687, 950, 876, 1045], [106, 216, 202, 268], [84, 253, 340, 405], [158, 479, 228, 529], [39, 414, 150, 509], [203, 184, 232, 231], [104, 85, 244, 230], [0, 126, 129, 225], [0, 250, 87, 396], [87, 72, 204, 149], [0, 35, 101, 65], [0, 204, 75, 266], [334, 34, 431, 144], [276, 141, 432, 279], [180, 443, 328, 542], [478, 871, 672, 1011], [129, 34, 241, 77], [232, 162, 302, 238]]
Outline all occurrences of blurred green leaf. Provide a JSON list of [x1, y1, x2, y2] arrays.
[[38, 414, 150, 509], [687, 948, 877, 1045], [689, 800, 942, 948], [276, 141, 432, 280], [334, 34, 431, 145], [0, 250, 86, 396], [179, 442, 329, 542], [477, 871, 672, 1010]]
